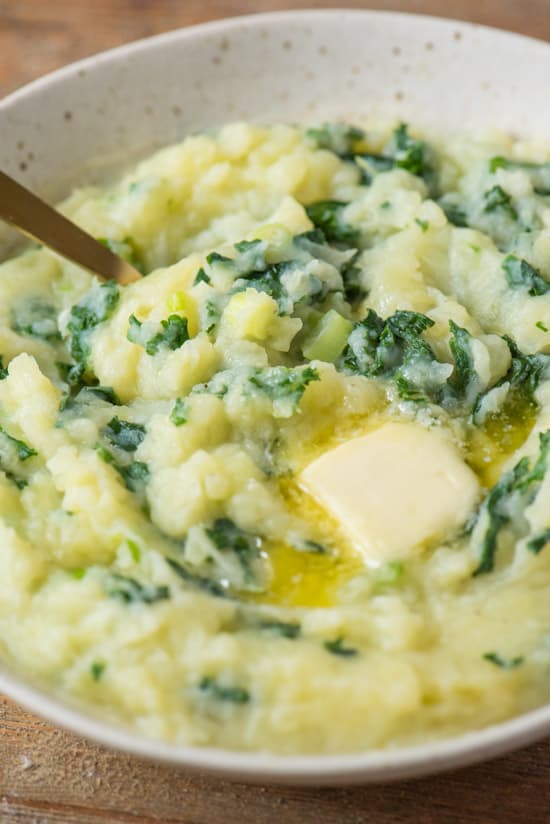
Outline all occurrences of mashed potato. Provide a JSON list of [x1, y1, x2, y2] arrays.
[[1, 121, 550, 753]]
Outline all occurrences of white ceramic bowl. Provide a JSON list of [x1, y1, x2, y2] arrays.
[[1, 9, 550, 785]]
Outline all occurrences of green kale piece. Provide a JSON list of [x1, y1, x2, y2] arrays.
[[193, 267, 211, 285], [170, 398, 189, 426], [258, 620, 302, 639], [11, 297, 61, 341], [305, 123, 365, 156], [489, 156, 550, 196], [206, 252, 234, 266], [483, 652, 524, 669], [67, 281, 120, 373], [82, 385, 119, 404], [503, 255, 550, 297], [234, 239, 268, 270], [391, 123, 430, 178], [127, 314, 189, 355], [473, 336, 550, 422], [342, 309, 449, 404], [106, 573, 169, 604], [198, 676, 250, 704], [98, 236, 144, 274], [205, 518, 262, 588], [305, 200, 359, 246], [247, 366, 320, 413], [527, 528, 550, 554], [165, 557, 227, 598], [233, 261, 290, 312], [438, 200, 469, 227], [95, 444, 150, 492], [447, 321, 479, 404], [0, 426, 37, 461], [119, 460, 150, 491], [474, 430, 550, 575], [0, 356, 7, 380], [90, 661, 106, 681], [103, 417, 146, 452], [323, 636, 359, 657], [483, 185, 517, 219], [201, 299, 222, 334]]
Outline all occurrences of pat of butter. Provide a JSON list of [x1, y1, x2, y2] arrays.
[[300, 422, 479, 564]]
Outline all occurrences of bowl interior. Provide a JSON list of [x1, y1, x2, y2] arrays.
[[1, 9, 550, 784]]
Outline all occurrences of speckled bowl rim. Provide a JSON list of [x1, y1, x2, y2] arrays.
[[1, 9, 550, 785]]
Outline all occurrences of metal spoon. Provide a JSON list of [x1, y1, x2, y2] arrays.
[[0, 170, 141, 285]]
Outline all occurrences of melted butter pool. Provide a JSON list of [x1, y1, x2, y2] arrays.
[[466, 401, 536, 488], [248, 479, 364, 608]]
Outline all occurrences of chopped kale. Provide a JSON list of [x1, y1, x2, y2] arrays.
[[305, 201, 359, 246], [198, 676, 250, 704], [98, 236, 144, 274], [103, 417, 146, 452], [527, 528, 550, 554], [352, 153, 395, 184], [83, 385, 119, 404], [67, 281, 120, 372], [503, 255, 550, 297], [473, 430, 550, 575], [473, 336, 550, 423], [127, 314, 189, 356], [90, 661, 106, 681], [306, 123, 365, 156], [391, 123, 430, 178], [11, 297, 61, 341], [324, 637, 359, 657], [206, 252, 234, 267], [201, 298, 222, 334], [483, 652, 524, 670], [119, 460, 150, 491], [0, 427, 37, 461], [296, 539, 329, 555], [489, 156, 550, 196], [503, 340, 550, 403], [246, 365, 320, 413], [258, 620, 301, 639], [205, 518, 262, 589], [58, 378, 120, 413], [193, 267, 211, 286], [1, 471, 27, 490], [0, 356, 7, 380], [170, 398, 189, 426], [95, 444, 150, 492], [341, 309, 453, 404], [438, 199, 469, 227], [447, 321, 478, 404], [233, 262, 289, 312], [166, 557, 227, 598], [340, 255, 367, 304], [483, 185, 517, 219], [234, 239, 267, 270], [106, 573, 170, 604]]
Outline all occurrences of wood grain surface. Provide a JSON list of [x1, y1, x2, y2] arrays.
[[1, 2, 550, 822]]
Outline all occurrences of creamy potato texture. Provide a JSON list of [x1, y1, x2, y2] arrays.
[[1, 121, 550, 753]]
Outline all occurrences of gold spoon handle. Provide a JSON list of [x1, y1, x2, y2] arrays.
[[0, 170, 141, 285]]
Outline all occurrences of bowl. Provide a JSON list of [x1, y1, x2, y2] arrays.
[[1, 9, 550, 786]]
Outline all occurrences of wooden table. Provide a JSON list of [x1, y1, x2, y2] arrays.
[[1, 2, 550, 821]]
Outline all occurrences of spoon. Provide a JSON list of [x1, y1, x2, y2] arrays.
[[0, 170, 141, 285]]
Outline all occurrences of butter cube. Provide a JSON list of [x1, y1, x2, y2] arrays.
[[300, 422, 479, 564]]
